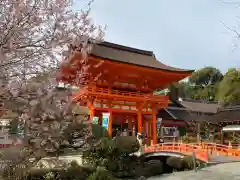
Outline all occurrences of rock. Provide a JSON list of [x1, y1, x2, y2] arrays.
[[138, 176, 147, 180], [141, 160, 163, 177], [182, 156, 197, 170], [166, 156, 184, 170]]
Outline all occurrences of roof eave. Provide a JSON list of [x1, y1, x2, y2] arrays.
[[90, 54, 194, 73]]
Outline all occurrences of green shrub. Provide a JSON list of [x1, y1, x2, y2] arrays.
[[91, 124, 109, 140], [24, 169, 57, 180], [166, 156, 184, 170], [87, 169, 115, 180], [109, 154, 142, 178], [113, 136, 140, 154], [43, 172, 55, 180], [83, 136, 141, 178], [182, 136, 197, 143], [108, 137, 140, 178], [83, 136, 140, 167], [83, 137, 115, 166]]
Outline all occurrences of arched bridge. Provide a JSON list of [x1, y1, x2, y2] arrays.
[[143, 151, 185, 159], [139, 151, 187, 168], [144, 142, 240, 163]]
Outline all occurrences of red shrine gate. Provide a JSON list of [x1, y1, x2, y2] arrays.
[[57, 41, 193, 144]]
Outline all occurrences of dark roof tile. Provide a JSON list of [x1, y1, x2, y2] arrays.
[[178, 99, 221, 113], [207, 105, 240, 122], [90, 41, 194, 72], [166, 108, 212, 122]]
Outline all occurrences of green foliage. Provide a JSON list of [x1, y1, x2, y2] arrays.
[[232, 133, 240, 144], [192, 83, 219, 101], [7, 117, 25, 136], [44, 172, 55, 180], [91, 124, 109, 139], [182, 135, 197, 143], [113, 136, 140, 154], [83, 137, 115, 167], [189, 67, 223, 86], [177, 82, 193, 99], [83, 136, 140, 166], [87, 168, 116, 180], [7, 117, 19, 135], [217, 68, 240, 105], [168, 83, 179, 102], [167, 82, 194, 101], [175, 67, 223, 101], [83, 136, 141, 178], [171, 67, 240, 105]]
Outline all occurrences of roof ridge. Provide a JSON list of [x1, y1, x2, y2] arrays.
[[219, 104, 240, 111], [99, 41, 154, 56], [89, 40, 194, 73], [180, 98, 219, 104]]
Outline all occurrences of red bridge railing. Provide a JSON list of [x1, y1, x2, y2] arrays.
[[144, 142, 240, 162]]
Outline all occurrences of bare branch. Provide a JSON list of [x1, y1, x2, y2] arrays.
[[0, 0, 105, 178]]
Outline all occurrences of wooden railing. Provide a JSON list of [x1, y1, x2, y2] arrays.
[[73, 86, 169, 103], [144, 143, 210, 162], [144, 142, 240, 162], [189, 142, 240, 157]]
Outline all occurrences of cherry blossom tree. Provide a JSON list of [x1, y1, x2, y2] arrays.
[[0, 0, 104, 80], [0, 0, 105, 177]]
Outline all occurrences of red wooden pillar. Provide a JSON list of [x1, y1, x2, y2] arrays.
[[120, 117, 124, 131], [148, 120, 151, 145], [134, 115, 137, 135], [98, 111, 102, 125], [143, 118, 147, 135], [128, 116, 133, 133], [137, 109, 142, 133], [137, 103, 144, 133], [88, 103, 95, 122], [108, 109, 113, 137], [152, 107, 157, 144], [108, 101, 113, 137], [143, 117, 147, 144]]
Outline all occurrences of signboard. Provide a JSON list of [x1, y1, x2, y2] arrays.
[[92, 116, 99, 124], [162, 127, 178, 137], [222, 125, 240, 132], [102, 113, 110, 131]]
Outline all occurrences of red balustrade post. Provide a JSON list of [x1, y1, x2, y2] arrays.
[[228, 141, 232, 156]]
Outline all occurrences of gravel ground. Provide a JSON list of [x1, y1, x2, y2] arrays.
[[148, 162, 240, 180]]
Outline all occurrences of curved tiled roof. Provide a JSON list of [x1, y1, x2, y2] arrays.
[[90, 41, 194, 73], [177, 99, 221, 114], [208, 105, 240, 122], [166, 99, 240, 122]]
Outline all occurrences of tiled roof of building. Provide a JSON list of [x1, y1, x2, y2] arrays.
[[162, 99, 240, 123], [177, 98, 221, 113], [207, 105, 240, 122], [90, 41, 194, 72]]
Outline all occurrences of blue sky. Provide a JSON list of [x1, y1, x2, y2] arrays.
[[73, 0, 240, 73]]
